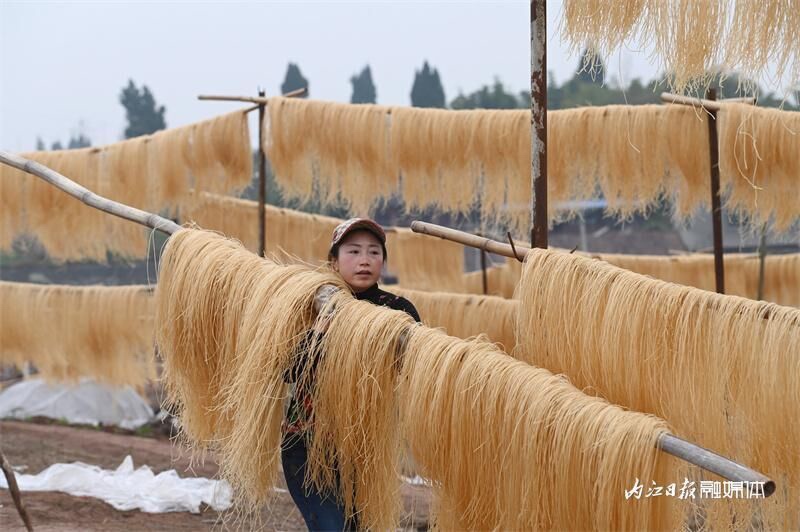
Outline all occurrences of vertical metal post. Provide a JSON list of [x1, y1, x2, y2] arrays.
[[706, 88, 724, 293], [757, 224, 767, 300], [258, 88, 267, 257], [480, 247, 488, 295], [530, 0, 548, 249]]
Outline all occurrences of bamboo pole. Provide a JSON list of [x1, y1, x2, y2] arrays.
[[0, 156, 777, 495], [197, 87, 306, 104], [411, 221, 528, 261], [0, 151, 181, 236], [660, 92, 756, 111]]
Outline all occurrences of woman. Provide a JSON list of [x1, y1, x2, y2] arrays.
[[281, 217, 419, 531]]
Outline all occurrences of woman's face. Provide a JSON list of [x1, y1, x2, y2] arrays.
[[331, 230, 384, 293]]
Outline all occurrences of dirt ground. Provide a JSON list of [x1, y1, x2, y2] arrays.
[[0, 420, 431, 531]]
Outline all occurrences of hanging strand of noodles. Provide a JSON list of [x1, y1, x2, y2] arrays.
[[591, 252, 757, 298], [760, 253, 799, 307], [514, 248, 800, 529], [301, 292, 413, 530], [264, 98, 799, 236], [400, 327, 680, 530], [390, 286, 518, 351], [0, 109, 252, 261], [0, 281, 155, 389], [561, 0, 799, 94], [458, 251, 798, 308], [718, 103, 800, 232], [263, 97, 395, 215], [461, 258, 522, 298], [547, 104, 712, 221], [182, 192, 340, 263], [384, 228, 466, 292], [155, 229, 346, 508], [183, 192, 467, 289], [156, 228, 690, 529]]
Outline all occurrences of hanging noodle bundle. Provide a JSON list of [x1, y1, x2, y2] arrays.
[[400, 327, 680, 530], [547, 104, 711, 221], [182, 192, 339, 263], [514, 248, 800, 528], [390, 107, 530, 225], [561, 0, 799, 94], [391, 286, 518, 351], [262, 97, 798, 235], [1, 110, 252, 261], [385, 228, 466, 291], [594, 252, 753, 298], [459, 251, 799, 308], [155, 228, 346, 507], [183, 193, 467, 289], [718, 103, 800, 231], [188, 111, 253, 196], [462, 257, 522, 298], [156, 228, 689, 529], [264, 97, 395, 215], [723, 0, 800, 94], [0, 281, 155, 388], [302, 292, 412, 530], [761, 253, 799, 307]]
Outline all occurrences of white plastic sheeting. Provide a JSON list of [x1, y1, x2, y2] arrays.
[[0, 456, 232, 513], [0, 378, 153, 429]]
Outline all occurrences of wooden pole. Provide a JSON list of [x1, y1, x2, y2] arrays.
[[660, 92, 755, 111], [197, 87, 306, 104], [1, 448, 34, 531], [706, 88, 725, 294], [258, 88, 267, 257], [0, 151, 181, 236], [530, 0, 548, 249]]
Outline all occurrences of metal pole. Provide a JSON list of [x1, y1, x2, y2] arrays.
[[706, 88, 725, 294], [480, 245, 488, 295], [757, 224, 768, 300], [530, 0, 548, 249], [659, 434, 775, 497], [258, 88, 267, 257]]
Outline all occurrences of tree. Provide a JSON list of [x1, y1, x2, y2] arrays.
[[51, 141, 63, 150], [35, 137, 45, 151], [281, 63, 309, 97], [119, 79, 166, 139], [350, 65, 377, 104], [68, 134, 91, 149], [450, 78, 524, 109], [410, 61, 445, 108]]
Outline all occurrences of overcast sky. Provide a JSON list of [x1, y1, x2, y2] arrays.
[[2, 0, 767, 152]]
